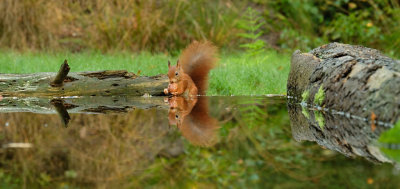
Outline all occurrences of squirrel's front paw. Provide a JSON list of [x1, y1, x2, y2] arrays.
[[164, 88, 169, 95]]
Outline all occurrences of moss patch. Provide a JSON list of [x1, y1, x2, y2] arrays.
[[314, 111, 325, 130], [301, 90, 310, 102], [301, 106, 310, 119], [314, 85, 325, 106]]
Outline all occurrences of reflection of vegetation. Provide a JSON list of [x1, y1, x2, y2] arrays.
[[314, 85, 325, 106], [237, 99, 267, 129], [1, 98, 400, 188], [0, 109, 181, 188], [379, 120, 400, 162]]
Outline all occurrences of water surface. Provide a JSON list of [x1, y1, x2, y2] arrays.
[[0, 96, 399, 188]]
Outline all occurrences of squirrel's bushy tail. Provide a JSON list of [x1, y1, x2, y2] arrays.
[[179, 41, 218, 95]]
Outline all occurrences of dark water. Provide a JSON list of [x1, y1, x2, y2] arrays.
[[0, 96, 399, 188]]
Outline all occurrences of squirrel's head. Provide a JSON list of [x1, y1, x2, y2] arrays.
[[167, 60, 183, 83]]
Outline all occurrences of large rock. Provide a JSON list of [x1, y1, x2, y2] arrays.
[[288, 42, 400, 124]]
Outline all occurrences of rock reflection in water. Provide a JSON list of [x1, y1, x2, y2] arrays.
[[166, 96, 219, 147], [288, 103, 398, 163]]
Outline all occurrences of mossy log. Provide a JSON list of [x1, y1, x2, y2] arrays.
[[0, 60, 169, 97], [288, 43, 400, 124]]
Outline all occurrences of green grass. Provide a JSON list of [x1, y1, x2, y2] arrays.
[[209, 52, 290, 95], [0, 50, 290, 95]]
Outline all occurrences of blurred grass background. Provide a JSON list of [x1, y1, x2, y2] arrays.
[[0, 0, 398, 55]]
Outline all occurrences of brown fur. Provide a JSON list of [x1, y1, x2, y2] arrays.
[[166, 41, 218, 96]]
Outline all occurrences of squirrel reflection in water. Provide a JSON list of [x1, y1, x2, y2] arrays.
[[166, 96, 219, 147]]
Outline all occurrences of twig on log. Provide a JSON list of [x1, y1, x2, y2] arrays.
[[51, 59, 70, 87]]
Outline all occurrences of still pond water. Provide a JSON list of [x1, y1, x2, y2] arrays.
[[0, 96, 399, 188]]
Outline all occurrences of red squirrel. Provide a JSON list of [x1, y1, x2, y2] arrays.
[[164, 41, 218, 96]]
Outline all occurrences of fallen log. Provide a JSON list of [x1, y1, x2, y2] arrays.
[[0, 60, 169, 97], [288, 42, 400, 124]]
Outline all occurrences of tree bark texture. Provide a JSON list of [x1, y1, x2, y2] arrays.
[[0, 70, 168, 97], [288, 42, 400, 124]]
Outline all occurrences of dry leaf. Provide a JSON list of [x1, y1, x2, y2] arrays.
[[371, 112, 377, 132]]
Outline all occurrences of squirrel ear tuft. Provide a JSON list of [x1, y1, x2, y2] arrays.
[[176, 60, 180, 68], [168, 60, 171, 68]]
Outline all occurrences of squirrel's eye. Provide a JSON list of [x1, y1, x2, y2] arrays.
[[175, 72, 178, 76], [175, 115, 179, 118]]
